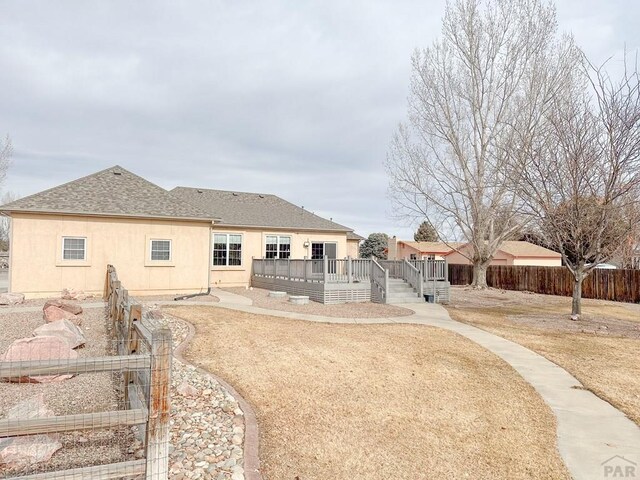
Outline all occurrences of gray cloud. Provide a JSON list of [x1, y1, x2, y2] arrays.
[[1, 0, 639, 240]]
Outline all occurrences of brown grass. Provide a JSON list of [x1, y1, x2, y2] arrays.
[[447, 287, 640, 425], [165, 305, 570, 480]]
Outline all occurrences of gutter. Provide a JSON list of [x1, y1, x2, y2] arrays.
[[174, 221, 215, 301]]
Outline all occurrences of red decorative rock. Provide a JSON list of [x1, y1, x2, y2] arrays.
[[0, 293, 25, 306], [61, 289, 92, 301], [34, 320, 86, 349], [2, 336, 78, 383], [177, 381, 199, 398], [43, 299, 83, 315], [0, 395, 62, 468], [43, 305, 77, 323]]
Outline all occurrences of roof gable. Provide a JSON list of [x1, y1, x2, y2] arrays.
[[1, 166, 214, 221], [171, 186, 352, 232], [399, 240, 561, 258], [498, 241, 561, 258]]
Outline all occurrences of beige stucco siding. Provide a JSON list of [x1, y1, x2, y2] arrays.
[[10, 213, 211, 298], [347, 239, 360, 258], [211, 226, 349, 287], [512, 257, 562, 267]]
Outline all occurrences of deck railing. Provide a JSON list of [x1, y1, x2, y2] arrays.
[[370, 258, 388, 303], [252, 257, 371, 284], [403, 260, 423, 297], [408, 259, 448, 282]]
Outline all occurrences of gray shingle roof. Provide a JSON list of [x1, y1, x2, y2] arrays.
[[171, 186, 352, 232], [0, 166, 215, 221], [347, 232, 365, 241]]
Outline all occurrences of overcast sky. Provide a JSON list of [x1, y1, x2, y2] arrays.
[[1, 1, 638, 239]]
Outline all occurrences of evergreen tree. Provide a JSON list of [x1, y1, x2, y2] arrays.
[[414, 221, 438, 242]]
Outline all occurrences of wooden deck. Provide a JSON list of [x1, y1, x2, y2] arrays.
[[252, 258, 450, 304]]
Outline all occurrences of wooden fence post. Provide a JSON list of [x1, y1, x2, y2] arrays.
[[145, 327, 172, 479], [124, 303, 143, 406]]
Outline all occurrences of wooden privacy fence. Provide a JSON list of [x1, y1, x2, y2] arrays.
[[0, 265, 172, 479], [449, 264, 640, 303]]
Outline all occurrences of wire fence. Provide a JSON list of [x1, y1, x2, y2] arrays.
[[1, 264, 172, 479]]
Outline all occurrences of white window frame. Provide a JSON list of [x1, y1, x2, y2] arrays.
[[265, 235, 291, 259], [212, 233, 243, 267], [62, 236, 87, 261], [150, 239, 172, 262]]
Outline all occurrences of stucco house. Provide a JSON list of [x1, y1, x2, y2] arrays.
[[388, 238, 562, 267], [0, 166, 363, 298]]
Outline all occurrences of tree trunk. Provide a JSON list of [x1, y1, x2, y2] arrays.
[[571, 275, 583, 318], [472, 263, 488, 289]]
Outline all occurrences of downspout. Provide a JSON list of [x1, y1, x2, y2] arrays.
[[174, 221, 214, 301]]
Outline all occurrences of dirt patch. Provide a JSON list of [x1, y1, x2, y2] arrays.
[[0, 303, 136, 476], [223, 287, 413, 318], [446, 287, 640, 425], [165, 305, 570, 480]]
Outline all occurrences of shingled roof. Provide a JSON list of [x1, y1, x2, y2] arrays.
[[0, 166, 215, 221], [171, 186, 352, 232]]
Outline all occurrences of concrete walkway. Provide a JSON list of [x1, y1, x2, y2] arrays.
[[0, 302, 106, 314], [160, 291, 640, 480]]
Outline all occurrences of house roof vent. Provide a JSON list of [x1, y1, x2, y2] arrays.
[[113, 168, 122, 176]]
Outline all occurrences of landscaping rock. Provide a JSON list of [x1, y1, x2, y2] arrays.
[[0, 395, 62, 468], [43, 299, 83, 315], [34, 319, 86, 349], [177, 381, 199, 398], [289, 295, 309, 305], [43, 305, 80, 325], [0, 293, 25, 306], [268, 291, 287, 298], [2, 336, 78, 383], [61, 288, 92, 301]]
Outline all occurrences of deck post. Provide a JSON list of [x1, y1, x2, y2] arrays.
[[323, 255, 328, 283], [288, 258, 291, 281], [347, 256, 353, 283], [445, 259, 449, 282], [384, 268, 389, 304], [303, 259, 308, 282]]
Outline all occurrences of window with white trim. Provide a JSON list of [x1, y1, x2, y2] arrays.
[[213, 233, 242, 266], [265, 235, 291, 259], [150, 239, 172, 261], [62, 237, 86, 260]]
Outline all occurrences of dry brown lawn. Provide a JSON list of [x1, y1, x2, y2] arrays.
[[447, 287, 640, 425], [165, 305, 570, 480]]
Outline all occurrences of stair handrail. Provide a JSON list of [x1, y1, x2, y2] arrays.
[[370, 258, 389, 303], [403, 259, 423, 298]]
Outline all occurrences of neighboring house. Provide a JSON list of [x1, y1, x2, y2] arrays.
[[388, 238, 562, 267], [0, 166, 362, 297]]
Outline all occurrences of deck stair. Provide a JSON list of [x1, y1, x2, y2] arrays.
[[385, 278, 425, 304]]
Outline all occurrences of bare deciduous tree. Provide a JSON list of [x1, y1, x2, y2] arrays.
[[0, 135, 10, 184], [386, 0, 578, 287], [520, 58, 640, 317], [0, 191, 17, 251], [0, 135, 13, 251]]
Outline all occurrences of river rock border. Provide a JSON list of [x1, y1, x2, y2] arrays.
[[172, 318, 263, 480]]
